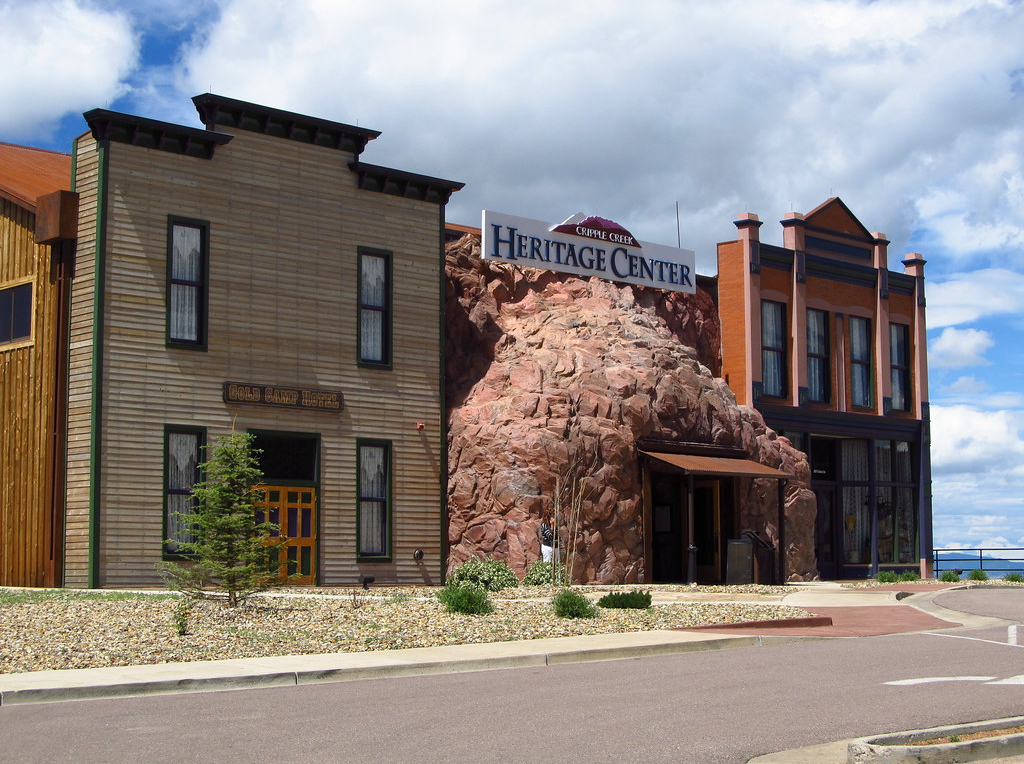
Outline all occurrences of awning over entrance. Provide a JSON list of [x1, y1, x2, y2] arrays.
[[640, 451, 791, 480]]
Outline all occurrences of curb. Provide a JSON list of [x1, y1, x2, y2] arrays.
[[0, 634, 773, 706]]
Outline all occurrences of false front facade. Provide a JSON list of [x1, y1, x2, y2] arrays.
[[64, 94, 461, 588]]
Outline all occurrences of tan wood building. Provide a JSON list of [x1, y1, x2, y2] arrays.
[[0, 143, 76, 586], [59, 94, 461, 588]]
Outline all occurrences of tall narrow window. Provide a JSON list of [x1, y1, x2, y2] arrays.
[[849, 316, 872, 408], [358, 440, 390, 558], [167, 218, 208, 348], [761, 300, 787, 398], [0, 282, 32, 345], [164, 427, 204, 555], [359, 249, 391, 366], [807, 309, 830, 403], [890, 323, 910, 412]]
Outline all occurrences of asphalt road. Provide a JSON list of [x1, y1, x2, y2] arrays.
[[3, 588, 1024, 764]]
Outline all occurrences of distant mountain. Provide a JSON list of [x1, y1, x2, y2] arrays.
[[935, 551, 1024, 577]]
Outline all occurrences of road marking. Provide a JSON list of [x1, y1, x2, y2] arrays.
[[1011, 625, 1019, 646], [886, 676, 996, 685], [923, 632, 1024, 648], [989, 675, 1024, 685]]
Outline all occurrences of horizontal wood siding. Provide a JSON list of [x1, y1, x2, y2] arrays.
[[0, 199, 58, 586], [87, 132, 444, 586], [64, 137, 101, 587]]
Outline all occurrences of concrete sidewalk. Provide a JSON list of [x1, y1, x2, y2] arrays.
[[0, 582, 980, 708]]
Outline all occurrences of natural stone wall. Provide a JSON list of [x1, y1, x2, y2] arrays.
[[445, 234, 817, 583]]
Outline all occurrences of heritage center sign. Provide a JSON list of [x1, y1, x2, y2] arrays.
[[482, 211, 696, 294]]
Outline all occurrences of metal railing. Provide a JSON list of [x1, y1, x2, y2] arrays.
[[932, 548, 1024, 577]]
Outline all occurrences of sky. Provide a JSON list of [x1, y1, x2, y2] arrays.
[[3, 0, 1024, 553]]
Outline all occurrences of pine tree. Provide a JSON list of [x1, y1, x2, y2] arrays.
[[158, 432, 287, 606]]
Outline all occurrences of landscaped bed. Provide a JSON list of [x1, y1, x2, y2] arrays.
[[0, 585, 803, 674]]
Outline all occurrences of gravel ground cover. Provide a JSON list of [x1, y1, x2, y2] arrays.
[[0, 585, 804, 674]]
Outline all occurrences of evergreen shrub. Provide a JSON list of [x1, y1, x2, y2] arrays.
[[968, 569, 990, 581], [447, 557, 519, 592], [596, 590, 652, 609], [1004, 572, 1024, 583], [898, 570, 921, 582], [939, 569, 961, 582], [875, 571, 899, 583], [522, 560, 566, 586], [437, 584, 494, 615], [552, 589, 597, 618]]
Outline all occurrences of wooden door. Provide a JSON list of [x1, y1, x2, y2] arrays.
[[255, 485, 317, 585]]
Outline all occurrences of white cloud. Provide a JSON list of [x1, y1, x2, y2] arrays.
[[929, 327, 994, 368], [931, 404, 1024, 477], [926, 269, 1024, 328], [0, 0, 138, 140], [154, 0, 1024, 273], [946, 376, 989, 394]]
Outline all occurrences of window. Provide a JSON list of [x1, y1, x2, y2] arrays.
[[357, 440, 391, 558], [849, 316, 872, 408], [890, 323, 910, 412], [164, 426, 204, 555], [761, 300, 787, 398], [806, 309, 830, 403], [359, 249, 391, 366], [167, 218, 208, 348], [0, 282, 32, 345]]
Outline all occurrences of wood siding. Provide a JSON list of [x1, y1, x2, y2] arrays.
[[67, 131, 445, 587], [0, 198, 59, 586]]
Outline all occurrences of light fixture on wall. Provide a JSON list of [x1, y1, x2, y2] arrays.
[[361, 575, 375, 590], [413, 549, 424, 562]]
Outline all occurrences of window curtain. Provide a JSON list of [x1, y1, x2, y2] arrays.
[[841, 441, 870, 564], [850, 317, 871, 407], [359, 445, 387, 556], [170, 225, 201, 342], [807, 310, 828, 402], [360, 255, 386, 362], [761, 301, 784, 397], [890, 324, 909, 411], [166, 432, 199, 549]]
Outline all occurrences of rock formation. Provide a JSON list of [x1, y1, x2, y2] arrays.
[[445, 234, 818, 583]]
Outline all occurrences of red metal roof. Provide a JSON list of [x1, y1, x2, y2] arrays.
[[640, 451, 791, 479], [0, 142, 72, 212]]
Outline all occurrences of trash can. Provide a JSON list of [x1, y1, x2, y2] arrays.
[[726, 538, 754, 585]]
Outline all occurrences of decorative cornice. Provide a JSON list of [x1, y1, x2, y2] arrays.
[[192, 93, 380, 157], [349, 162, 464, 205], [84, 109, 233, 159]]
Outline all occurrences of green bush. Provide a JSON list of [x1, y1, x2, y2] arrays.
[[522, 560, 566, 586], [1004, 572, 1024, 583], [597, 590, 652, 609], [875, 571, 899, 583], [437, 584, 494, 615], [447, 557, 519, 592], [552, 589, 597, 618], [939, 569, 961, 582], [968, 569, 990, 581], [898, 570, 921, 582]]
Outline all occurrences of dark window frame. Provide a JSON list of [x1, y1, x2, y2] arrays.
[[166, 216, 210, 350], [806, 308, 831, 404], [761, 299, 787, 399], [890, 323, 911, 412], [357, 247, 393, 369], [0, 281, 33, 346], [356, 438, 392, 561], [163, 425, 206, 559], [849, 316, 873, 409]]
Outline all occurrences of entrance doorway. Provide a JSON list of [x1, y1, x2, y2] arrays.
[[694, 480, 721, 582], [250, 431, 319, 585]]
